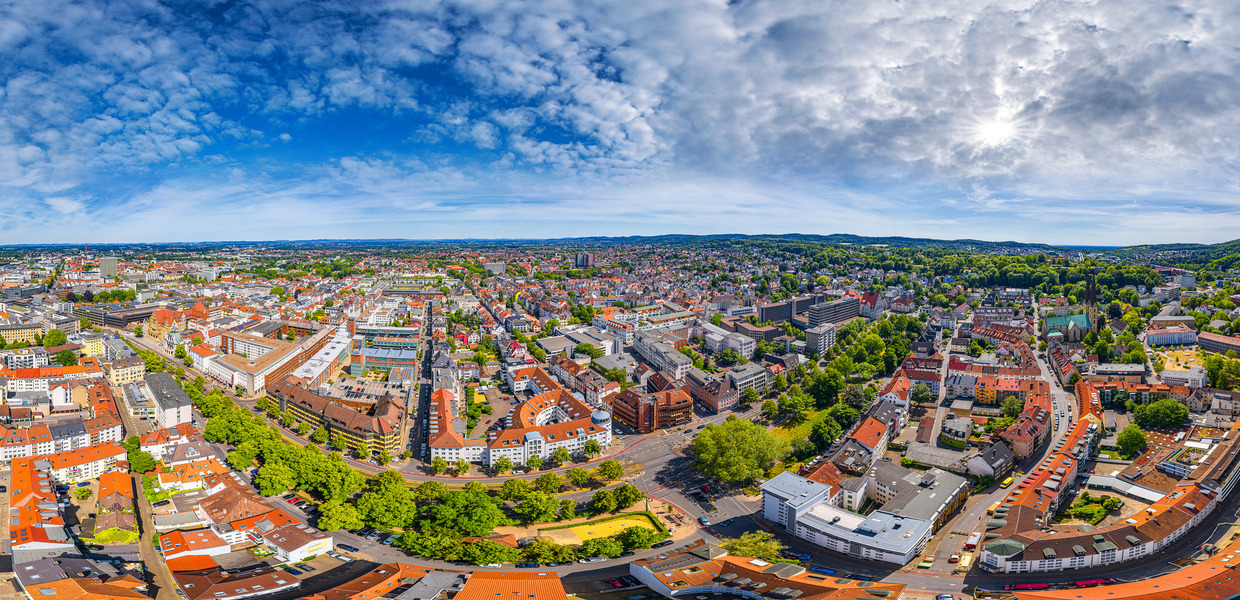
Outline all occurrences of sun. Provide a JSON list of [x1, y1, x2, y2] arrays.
[[975, 117, 1017, 147]]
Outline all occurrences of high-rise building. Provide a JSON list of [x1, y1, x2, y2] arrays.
[[809, 297, 860, 326], [100, 256, 118, 279], [575, 252, 595, 269]]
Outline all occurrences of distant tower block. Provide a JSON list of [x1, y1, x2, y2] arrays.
[[100, 256, 119, 279]]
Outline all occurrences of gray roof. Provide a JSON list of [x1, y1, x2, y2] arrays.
[[144, 372, 193, 411], [871, 464, 969, 522], [760, 471, 832, 508], [48, 421, 88, 441]]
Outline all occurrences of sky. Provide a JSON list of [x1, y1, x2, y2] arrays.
[[3, 0, 1240, 246]]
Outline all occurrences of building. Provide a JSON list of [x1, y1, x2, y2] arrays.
[[684, 368, 739, 413], [727, 362, 768, 395], [574, 252, 595, 269], [145, 372, 194, 428], [630, 540, 906, 600], [1161, 366, 1207, 388], [1142, 323, 1197, 347], [632, 330, 692, 380], [610, 387, 692, 433], [941, 416, 974, 448], [258, 522, 334, 564], [805, 322, 836, 356], [100, 256, 119, 279], [13, 557, 147, 600], [269, 377, 404, 457], [761, 471, 933, 564], [809, 297, 860, 326], [1199, 331, 1240, 355]]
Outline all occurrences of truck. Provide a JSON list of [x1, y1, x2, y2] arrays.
[[987, 502, 1000, 516], [965, 532, 981, 549], [954, 553, 973, 573]]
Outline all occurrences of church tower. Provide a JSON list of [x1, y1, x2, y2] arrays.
[[1085, 267, 1101, 333]]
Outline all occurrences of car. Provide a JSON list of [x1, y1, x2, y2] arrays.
[[0, 485, 6, 493], [719, 519, 734, 527], [283, 568, 302, 576], [152, 500, 171, 507], [917, 557, 935, 568], [698, 517, 710, 527], [337, 544, 360, 553], [652, 540, 673, 549], [545, 562, 563, 567], [936, 595, 955, 600], [809, 567, 837, 575], [606, 579, 623, 588], [619, 551, 635, 558], [697, 424, 706, 429], [366, 532, 381, 541], [382, 534, 397, 545], [282, 494, 296, 501], [620, 576, 639, 586], [76, 481, 90, 488], [516, 563, 541, 568], [579, 556, 606, 563], [798, 553, 812, 561], [949, 553, 961, 563], [289, 498, 304, 505], [295, 563, 315, 572]]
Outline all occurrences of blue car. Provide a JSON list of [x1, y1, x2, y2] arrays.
[[282, 568, 302, 575], [516, 563, 540, 568], [810, 567, 836, 575]]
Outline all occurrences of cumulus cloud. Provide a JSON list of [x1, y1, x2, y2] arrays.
[[1, 0, 1239, 244]]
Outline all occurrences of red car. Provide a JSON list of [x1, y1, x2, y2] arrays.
[[605, 579, 623, 588]]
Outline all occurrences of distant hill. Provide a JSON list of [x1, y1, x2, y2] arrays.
[[1109, 237, 1240, 264]]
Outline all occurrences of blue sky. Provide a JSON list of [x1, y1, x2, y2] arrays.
[[3, 0, 1240, 245]]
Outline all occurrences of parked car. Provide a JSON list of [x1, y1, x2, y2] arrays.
[[698, 517, 710, 527], [282, 568, 302, 576], [295, 563, 315, 572], [76, 482, 90, 488], [949, 553, 961, 563], [652, 540, 673, 549], [516, 563, 541, 568], [619, 551, 635, 558], [578, 556, 606, 563], [382, 534, 397, 545], [337, 544, 360, 553], [152, 500, 171, 507], [605, 579, 623, 588], [719, 519, 734, 527]]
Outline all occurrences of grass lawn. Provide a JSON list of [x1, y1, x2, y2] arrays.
[[771, 407, 834, 443], [1160, 350, 1204, 370], [567, 513, 659, 541]]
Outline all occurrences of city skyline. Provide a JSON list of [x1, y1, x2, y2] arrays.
[[4, 0, 1240, 244]]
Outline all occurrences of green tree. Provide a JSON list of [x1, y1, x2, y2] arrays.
[[552, 447, 572, 465], [1133, 398, 1189, 429], [534, 472, 563, 493], [296, 422, 310, 436], [422, 491, 510, 537], [311, 427, 329, 444], [720, 531, 787, 562], [579, 536, 624, 558], [1117, 424, 1149, 456], [716, 347, 742, 366], [524, 539, 579, 563], [710, 314, 724, 327], [692, 416, 790, 483], [255, 461, 297, 496], [43, 328, 68, 348], [133, 325, 143, 337], [415, 480, 449, 503], [761, 399, 779, 420], [1001, 396, 1024, 419], [613, 483, 644, 508], [460, 540, 523, 565], [455, 459, 471, 476], [910, 383, 934, 405], [809, 417, 843, 451], [431, 456, 448, 475], [616, 525, 662, 550], [397, 529, 462, 560], [356, 470, 420, 529], [54, 349, 78, 366], [316, 499, 365, 532], [742, 387, 761, 407], [842, 384, 866, 410], [566, 468, 591, 488], [493, 456, 514, 475], [526, 456, 543, 471], [591, 489, 617, 514], [557, 498, 577, 521], [499, 478, 532, 502], [597, 459, 624, 481], [583, 438, 603, 458], [73, 488, 92, 500], [575, 342, 604, 359], [514, 491, 560, 523]]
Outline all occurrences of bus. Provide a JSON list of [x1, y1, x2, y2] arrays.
[[1000, 476, 1014, 488], [1004, 583, 1050, 591], [1073, 579, 1111, 588], [987, 502, 1000, 516], [965, 532, 982, 549], [953, 553, 973, 573]]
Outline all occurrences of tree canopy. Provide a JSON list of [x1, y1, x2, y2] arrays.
[[692, 416, 790, 483]]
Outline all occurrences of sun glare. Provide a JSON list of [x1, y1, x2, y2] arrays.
[[975, 118, 1016, 147]]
